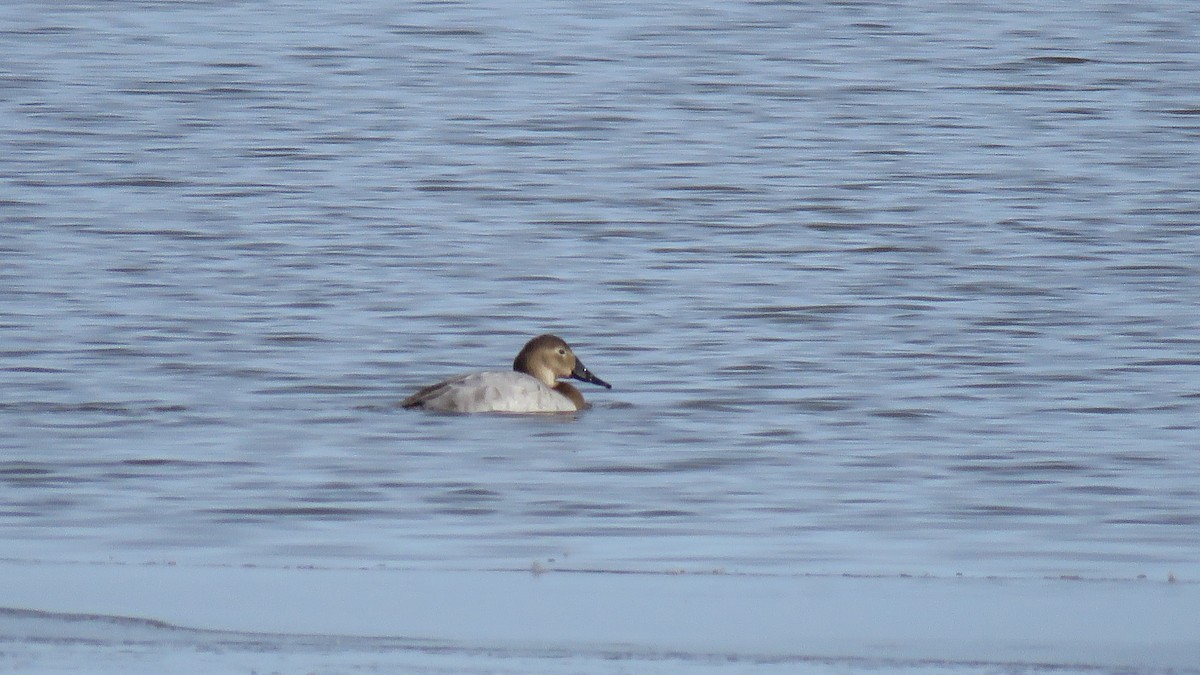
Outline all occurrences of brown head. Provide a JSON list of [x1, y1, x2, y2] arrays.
[[512, 334, 612, 393]]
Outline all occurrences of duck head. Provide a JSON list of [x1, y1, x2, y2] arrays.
[[513, 334, 612, 390]]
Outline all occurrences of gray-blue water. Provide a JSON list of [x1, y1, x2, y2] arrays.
[[2, 0, 1198, 579]]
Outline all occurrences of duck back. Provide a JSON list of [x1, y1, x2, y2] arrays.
[[401, 371, 578, 413]]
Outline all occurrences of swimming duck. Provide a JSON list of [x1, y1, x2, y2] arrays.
[[401, 334, 611, 413]]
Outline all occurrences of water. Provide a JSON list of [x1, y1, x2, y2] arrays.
[[2, 0, 1199, 579]]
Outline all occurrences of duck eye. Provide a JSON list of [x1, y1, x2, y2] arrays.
[[557, 348, 567, 355]]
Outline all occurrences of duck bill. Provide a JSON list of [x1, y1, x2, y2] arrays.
[[570, 359, 612, 389]]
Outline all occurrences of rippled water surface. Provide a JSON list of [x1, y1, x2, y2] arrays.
[[2, 0, 1199, 579]]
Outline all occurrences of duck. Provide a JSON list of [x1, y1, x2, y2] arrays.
[[401, 334, 611, 413]]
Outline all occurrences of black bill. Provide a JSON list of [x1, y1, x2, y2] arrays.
[[570, 359, 612, 389]]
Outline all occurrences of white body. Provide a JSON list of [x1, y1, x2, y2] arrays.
[[405, 371, 579, 413]]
